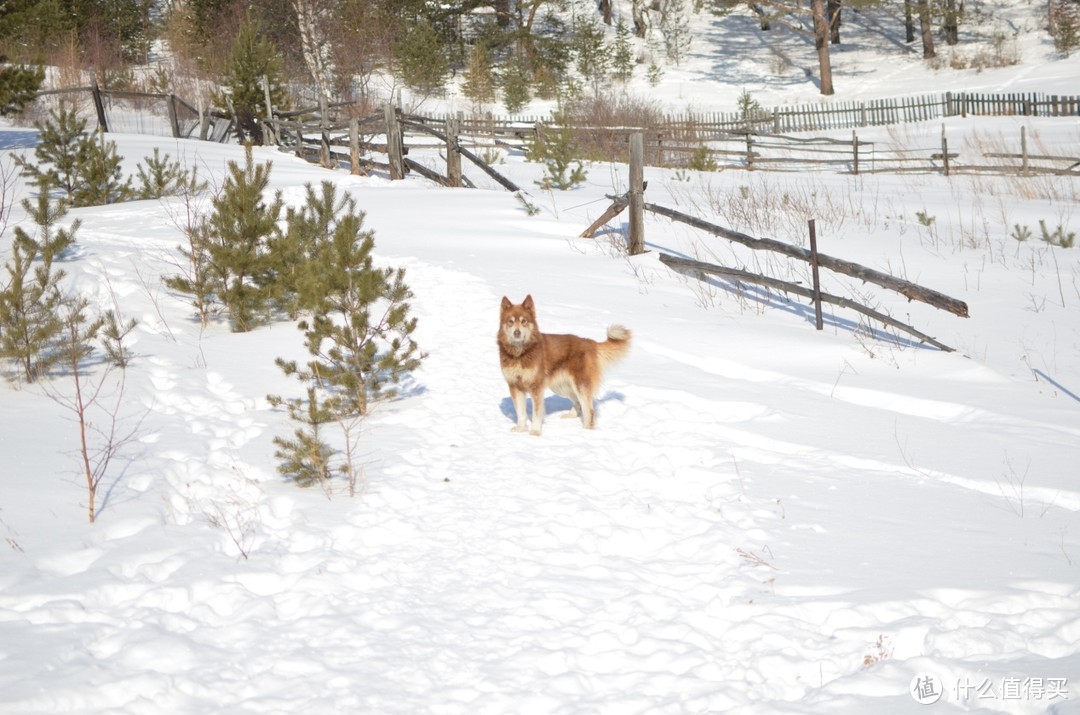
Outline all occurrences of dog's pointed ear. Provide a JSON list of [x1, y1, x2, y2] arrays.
[[523, 294, 535, 311], [500, 296, 512, 311]]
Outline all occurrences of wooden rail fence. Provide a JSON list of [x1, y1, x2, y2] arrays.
[[580, 134, 968, 352], [29, 85, 1080, 177]]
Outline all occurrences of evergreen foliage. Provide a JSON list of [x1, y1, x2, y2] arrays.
[[165, 148, 282, 332], [500, 60, 532, 114], [526, 114, 588, 190], [572, 16, 612, 94], [14, 103, 93, 198], [268, 181, 423, 488], [135, 148, 208, 200], [164, 215, 215, 325], [611, 19, 636, 82], [100, 308, 138, 367], [215, 17, 289, 144], [203, 148, 283, 332], [71, 129, 134, 207], [272, 388, 336, 489], [461, 42, 497, 106], [397, 18, 452, 94], [0, 60, 44, 116], [0, 188, 78, 382]]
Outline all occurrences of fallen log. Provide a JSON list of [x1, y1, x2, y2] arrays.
[[659, 253, 955, 352]]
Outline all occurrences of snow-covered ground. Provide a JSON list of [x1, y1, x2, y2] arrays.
[[2, 2, 1080, 713]]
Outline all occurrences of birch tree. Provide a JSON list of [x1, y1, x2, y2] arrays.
[[293, 0, 336, 104]]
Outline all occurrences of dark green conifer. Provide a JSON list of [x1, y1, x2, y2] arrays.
[[203, 148, 283, 332], [72, 129, 134, 207]]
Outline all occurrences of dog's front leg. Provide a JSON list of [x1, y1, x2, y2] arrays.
[[510, 387, 529, 432], [529, 387, 545, 436]]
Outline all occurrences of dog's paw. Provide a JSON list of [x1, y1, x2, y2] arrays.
[[530, 429, 543, 436], [511, 425, 529, 433]]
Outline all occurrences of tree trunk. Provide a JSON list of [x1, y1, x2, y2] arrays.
[[599, 0, 613, 24], [918, 0, 936, 58], [827, 0, 842, 44], [904, 0, 915, 42], [811, 0, 835, 94], [632, 0, 648, 37], [293, 0, 334, 104], [943, 0, 959, 45]]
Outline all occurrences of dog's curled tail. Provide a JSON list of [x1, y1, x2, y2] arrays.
[[598, 325, 632, 366]]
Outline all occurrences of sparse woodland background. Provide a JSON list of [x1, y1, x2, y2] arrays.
[[2, 0, 1079, 128]]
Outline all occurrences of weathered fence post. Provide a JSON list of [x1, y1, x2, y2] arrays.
[[808, 219, 824, 331], [319, 93, 331, 168], [196, 80, 209, 140], [261, 75, 276, 146], [941, 125, 951, 177], [446, 115, 463, 187], [385, 105, 405, 180], [1020, 125, 1029, 176], [349, 117, 362, 175], [745, 131, 754, 170], [628, 132, 645, 256], [90, 77, 108, 132], [852, 130, 859, 175], [167, 94, 181, 138]]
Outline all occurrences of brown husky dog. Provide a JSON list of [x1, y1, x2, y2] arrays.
[[497, 295, 631, 435]]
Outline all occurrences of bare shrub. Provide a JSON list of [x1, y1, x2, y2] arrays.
[[561, 92, 667, 162]]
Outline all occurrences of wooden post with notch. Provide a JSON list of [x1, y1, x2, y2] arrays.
[[629, 132, 645, 255], [446, 115, 463, 187], [808, 219, 824, 330]]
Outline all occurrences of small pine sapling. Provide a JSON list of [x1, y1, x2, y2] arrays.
[[135, 148, 208, 200], [101, 309, 138, 368], [527, 115, 588, 191], [71, 128, 134, 207], [0, 188, 79, 382], [202, 147, 283, 332], [13, 102, 92, 198], [269, 182, 424, 489], [270, 387, 336, 489]]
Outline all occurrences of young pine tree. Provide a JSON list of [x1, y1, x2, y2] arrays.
[[272, 387, 336, 489], [612, 19, 636, 83], [269, 182, 423, 488], [135, 147, 207, 199], [14, 102, 93, 198], [396, 18, 451, 95], [500, 60, 532, 114], [202, 148, 283, 332], [215, 16, 289, 144], [71, 129, 134, 207], [0, 189, 78, 382], [461, 42, 497, 107], [527, 114, 588, 191], [0, 60, 44, 116]]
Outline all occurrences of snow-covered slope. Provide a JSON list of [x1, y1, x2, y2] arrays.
[[2, 2, 1080, 711]]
